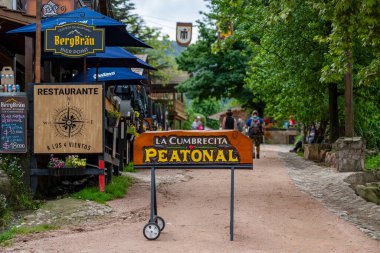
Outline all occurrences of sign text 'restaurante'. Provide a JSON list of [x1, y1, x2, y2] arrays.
[[37, 88, 99, 95]]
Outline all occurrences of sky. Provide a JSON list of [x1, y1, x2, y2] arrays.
[[130, 0, 209, 42]]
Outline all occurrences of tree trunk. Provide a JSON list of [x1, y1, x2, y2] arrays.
[[344, 52, 354, 137], [328, 83, 339, 142]]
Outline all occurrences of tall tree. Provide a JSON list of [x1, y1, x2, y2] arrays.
[[176, 17, 256, 108]]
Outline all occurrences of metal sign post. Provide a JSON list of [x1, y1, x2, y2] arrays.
[[134, 130, 253, 241]]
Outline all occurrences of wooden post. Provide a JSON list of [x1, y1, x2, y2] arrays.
[[344, 53, 354, 137], [25, 37, 33, 89], [84, 57, 87, 82], [35, 0, 42, 84]]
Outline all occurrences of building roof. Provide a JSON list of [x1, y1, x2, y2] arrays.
[[151, 70, 189, 85], [0, 5, 35, 25], [150, 70, 189, 93], [208, 107, 246, 120]]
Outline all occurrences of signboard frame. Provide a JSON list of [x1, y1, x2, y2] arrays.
[[31, 82, 105, 155], [45, 23, 105, 58], [134, 130, 253, 241], [0, 93, 28, 153], [176, 22, 193, 47]]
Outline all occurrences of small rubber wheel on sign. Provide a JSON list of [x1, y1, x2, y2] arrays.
[[143, 223, 161, 240], [154, 216, 165, 231]]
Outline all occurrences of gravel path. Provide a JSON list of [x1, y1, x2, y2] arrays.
[[280, 150, 380, 240], [4, 145, 380, 253]]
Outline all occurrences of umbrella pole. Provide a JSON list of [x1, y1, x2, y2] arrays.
[[35, 0, 42, 84], [84, 57, 87, 82], [96, 63, 99, 82]]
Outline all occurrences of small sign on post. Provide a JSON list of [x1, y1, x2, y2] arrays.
[[45, 23, 105, 58], [134, 130, 252, 167]]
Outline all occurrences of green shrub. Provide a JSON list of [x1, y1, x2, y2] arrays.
[[73, 176, 134, 204], [124, 162, 136, 173], [365, 154, 380, 171], [106, 110, 121, 119], [0, 155, 36, 210], [0, 224, 59, 245], [0, 194, 10, 228]]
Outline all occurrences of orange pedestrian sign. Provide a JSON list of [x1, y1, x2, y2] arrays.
[[134, 130, 253, 168]]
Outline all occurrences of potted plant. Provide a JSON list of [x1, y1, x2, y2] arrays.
[[65, 155, 87, 169], [47, 155, 65, 169], [107, 109, 121, 127]]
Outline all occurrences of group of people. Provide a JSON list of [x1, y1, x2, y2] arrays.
[[192, 109, 264, 159]]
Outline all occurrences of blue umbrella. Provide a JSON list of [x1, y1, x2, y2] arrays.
[[72, 67, 147, 84], [7, 7, 151, 48], [43, 47, 156, 70]]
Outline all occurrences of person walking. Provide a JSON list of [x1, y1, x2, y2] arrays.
[[245, 110, 264, 159], [221, 109, 237, 130], [192, 116, 204, 130]]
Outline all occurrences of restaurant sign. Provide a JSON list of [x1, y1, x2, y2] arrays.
[[45, 23, 105, 57], [133, 130, 253, 168], [33, 83, 104, 154]]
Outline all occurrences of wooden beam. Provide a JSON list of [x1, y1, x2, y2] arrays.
[[34, 0, 41, 84], [0, 7, 35, 25], [24, 37, 33, 89]]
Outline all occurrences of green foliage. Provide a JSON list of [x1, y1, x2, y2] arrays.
[[124, 162, 136, 173], [0, 194, 10, 228], [73, 176, 134, 204], [195, 0, 380, 148], [0, 224, 59, 245], [106, 110, 121, 119], [365, 154, 380, 171], [176, 18, 255, 108], [0, 155, 36, 210], [182, 98, 222, 130], [65, 155, 86, 168]]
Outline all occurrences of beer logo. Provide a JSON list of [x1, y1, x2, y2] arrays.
[[45, 23, 105, 57], [176, 22, 192, 47]]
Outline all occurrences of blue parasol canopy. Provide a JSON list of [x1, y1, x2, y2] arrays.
[[7, 7, 151, 48], [43, 47, 156, 70], [72, 67, 147, 84]]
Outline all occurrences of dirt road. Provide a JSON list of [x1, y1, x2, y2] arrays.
[[7, 146, 380, 252]]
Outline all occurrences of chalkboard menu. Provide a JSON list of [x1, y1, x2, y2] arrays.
[[0, 94, 27, 153]]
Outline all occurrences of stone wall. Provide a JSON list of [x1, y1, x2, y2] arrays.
[[303, 144, 332, 162], [335, 137, 365, 172], [264, 128, 300, 144]]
